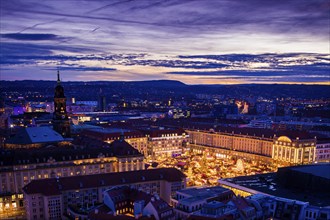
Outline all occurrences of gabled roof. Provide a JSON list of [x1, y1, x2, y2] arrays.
[[6, 127, 64, 144], [109, 139, 141, 157], [229, 197, 251, 211], [105, 186, 152, 205], [105, 186, 173, 217], [150, 198, 173, 214]]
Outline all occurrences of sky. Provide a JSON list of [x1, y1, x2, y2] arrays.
[[0, 0, 329, 84]]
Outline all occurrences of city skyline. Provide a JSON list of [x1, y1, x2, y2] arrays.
[[1, 0, 329, 84]]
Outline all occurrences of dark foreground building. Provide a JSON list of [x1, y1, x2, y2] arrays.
[[277, 163, 330, 193], [23, 168, 186, 220]]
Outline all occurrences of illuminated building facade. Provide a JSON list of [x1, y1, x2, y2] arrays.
[[23, 168, 186, 220], [146, 128, 188, 157], [186, 127, 316, 165], [82, 128, 188, 157], [272, 136, 316, 164], [187, 129, 273, 157], [316, 139, 330, 162], [0, 138, 144, 214]]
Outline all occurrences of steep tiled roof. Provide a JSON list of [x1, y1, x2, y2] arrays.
[[105, 186, 152, 205], [150, 198, 173, 214], [23, 168, 186, 196], [105, 186, 174, 219], [230, 197, 251, 211], [0, 135, 143, 167], [109, 139, 141, 157], [187, 214, 234, 220]]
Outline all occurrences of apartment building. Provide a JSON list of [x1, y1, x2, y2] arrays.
[[145, 128, 188, 157], [82, 128, 149, 156], [82, 127, 189, 158], [186, 127, 316, 164], [315, 139, 330, 162], [23, 168, 186, 220], [0, 136, 144, 213], [172, 186, 234, 220]]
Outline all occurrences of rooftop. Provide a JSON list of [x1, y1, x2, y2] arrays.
[[0, 137, 143, 167], [186, 125, 315, 140], [87, 127, 131, 134], [6, 127, 64, 144], [82, 129, 145, 140], [105, 186, 153, 205], [142, 128, 186, 138], [229, 197, 252, 211], [316, 138, 330, 144], [109, 138, 142, 157], [178, 186, 230, 197], [177, 186, 232, 204], [290, 163, 330, 180], [220, 165, 330, 207], [105, 186, 173, 216], [23, 168, 186, 196], [203, 201, 225, 209]]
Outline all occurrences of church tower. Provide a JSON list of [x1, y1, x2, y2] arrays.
[[53, 70, 71, 137], [97, 88, 106, 112]]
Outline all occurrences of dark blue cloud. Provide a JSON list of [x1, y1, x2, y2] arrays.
[[44, 66, 116, 71], [124, 59, 228, 69], [166, 55, 330, 83], [178, 53, 322, 62], [0, 50, 144, 66], [2, 0, 328, 34], [1, 33, 60, 41], [0, 42, 99, 63]]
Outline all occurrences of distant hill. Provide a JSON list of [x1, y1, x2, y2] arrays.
[[1, 80, 329, 101]]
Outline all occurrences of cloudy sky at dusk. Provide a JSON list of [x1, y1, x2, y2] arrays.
[[0, 0, 329, 84]]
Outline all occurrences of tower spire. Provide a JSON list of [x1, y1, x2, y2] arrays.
[[57, 69, 60, 84], [120, 129, 125, 141]]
